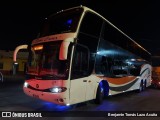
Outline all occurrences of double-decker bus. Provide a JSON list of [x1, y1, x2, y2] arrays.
[[14, 6, 152, 106]]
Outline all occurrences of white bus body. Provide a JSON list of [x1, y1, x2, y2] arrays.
[[14, 6, 151, 105]]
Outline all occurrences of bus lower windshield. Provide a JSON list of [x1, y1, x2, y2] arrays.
[[27, 41, 70, 80]]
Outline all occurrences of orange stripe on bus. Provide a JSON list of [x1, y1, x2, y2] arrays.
[[97, 76, 137, 85]]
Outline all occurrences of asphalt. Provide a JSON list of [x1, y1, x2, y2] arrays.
[[0, 74, 25, 86]]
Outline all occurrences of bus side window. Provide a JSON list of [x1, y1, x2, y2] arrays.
[[71, 44, 89, 79], [112, 60, 128, 77], [78, 12, 103, 53], [129, 65, 141, 76]]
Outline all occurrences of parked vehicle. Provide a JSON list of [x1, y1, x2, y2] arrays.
[[151, 76, 160, 88]]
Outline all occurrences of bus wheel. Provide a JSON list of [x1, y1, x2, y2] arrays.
[[94, 84, 104, 104], [138, 81, 143, 92], [143, 80, 147, 90]]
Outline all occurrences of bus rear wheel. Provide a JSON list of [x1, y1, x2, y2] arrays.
[[143, 80, 147, 90], [94, 84, 104, 104], [138, 81, 143, 92]]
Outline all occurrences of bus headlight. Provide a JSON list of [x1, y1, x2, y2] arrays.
[[50, 87, 67, 93], [24, 82, 29, 88]]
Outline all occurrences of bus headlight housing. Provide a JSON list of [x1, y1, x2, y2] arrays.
[[24, 82, 29, 88], [50, 87, 67, 93]]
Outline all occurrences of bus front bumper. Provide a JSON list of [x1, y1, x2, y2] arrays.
[[23, 87, 69, 106]]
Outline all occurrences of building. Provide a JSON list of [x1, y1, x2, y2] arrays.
[[0, 50, 28, 75]]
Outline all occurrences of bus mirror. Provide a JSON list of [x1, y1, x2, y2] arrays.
[[13, 44, 28, 62], [59, 41, 70, 60]]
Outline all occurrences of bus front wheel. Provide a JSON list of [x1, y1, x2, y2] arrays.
[[94, 84, 104, 104]]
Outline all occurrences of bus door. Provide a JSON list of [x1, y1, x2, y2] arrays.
[[69, 44, 90, 104]]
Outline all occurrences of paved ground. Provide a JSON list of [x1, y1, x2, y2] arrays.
[[0, 76, 160, 120]]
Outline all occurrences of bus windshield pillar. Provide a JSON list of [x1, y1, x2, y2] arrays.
[[59, 41, 70, 60]]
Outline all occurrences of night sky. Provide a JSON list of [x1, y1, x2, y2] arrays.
[[0, 0, 160, 56]]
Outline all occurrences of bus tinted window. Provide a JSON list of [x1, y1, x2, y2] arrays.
[[80, 12, 102, 37], [71, 45, 89, 79], [102, 22, 128, 50], [40, 8, 83, 37], [102, 22, 151, 62], [78, 12, 103, 53]]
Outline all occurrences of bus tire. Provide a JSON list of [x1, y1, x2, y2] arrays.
[[143, 80, 147, 90], [94, 84, 104, 104], [138, 81, 143, 92]]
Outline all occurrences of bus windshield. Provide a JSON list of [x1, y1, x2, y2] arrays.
[[27, 41, 70, 80], [39, 8, 83, 37]]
